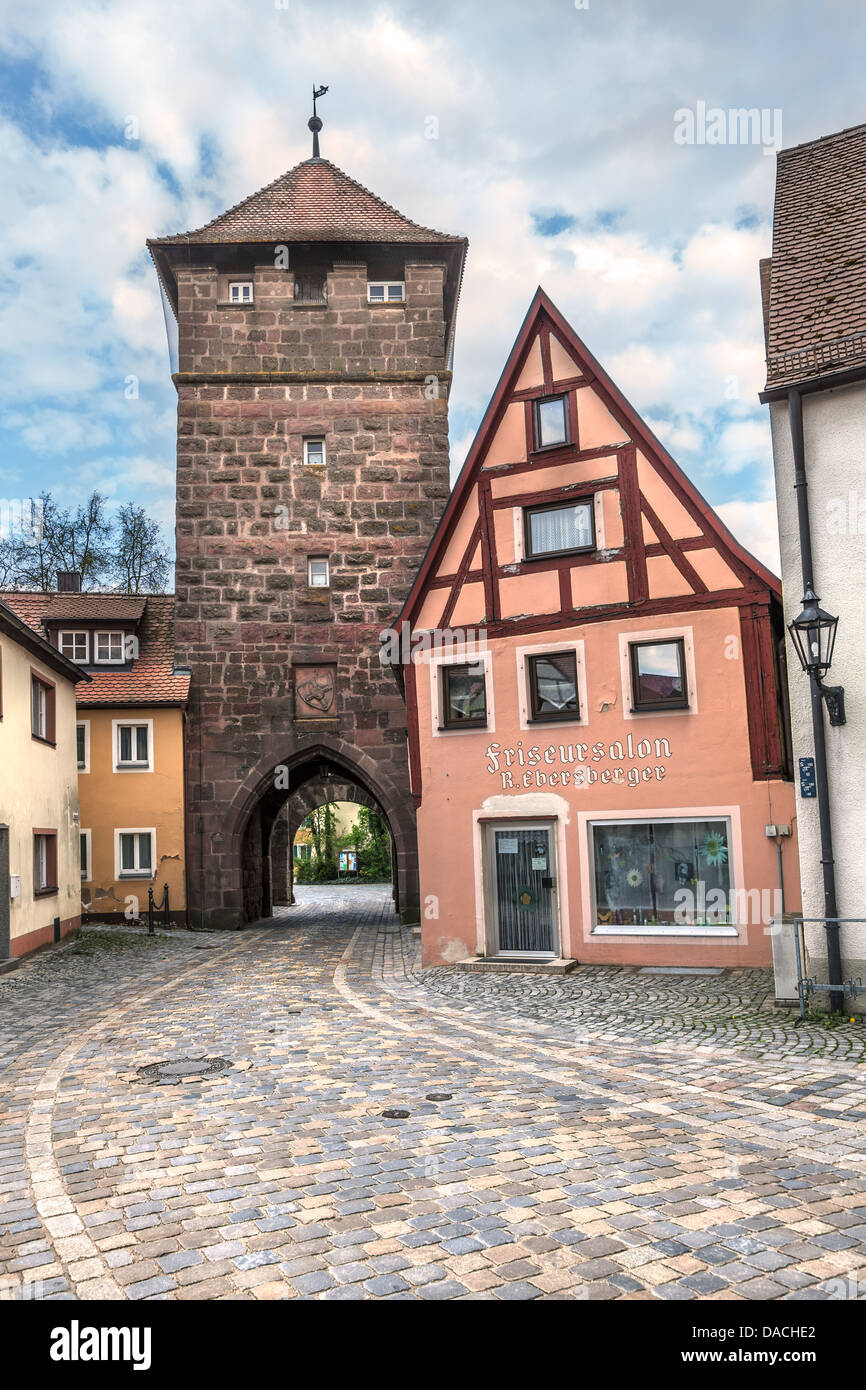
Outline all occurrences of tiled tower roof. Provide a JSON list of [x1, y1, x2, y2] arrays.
[[148, 158, 465, 247]]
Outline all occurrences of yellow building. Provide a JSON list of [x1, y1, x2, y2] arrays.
[[0, 588, 189, 925], [0, 599, 87, 960]]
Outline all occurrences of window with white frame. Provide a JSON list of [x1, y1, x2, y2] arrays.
[[76, 721, 90, 772], [294, 843, 312, 861], [59, 630, 88, 663], [94, 631, 125, 664], [590, 816, 733, 932], [229, 281, 253, 304], [80, 829, 91, 881], [114, 721, 152, 770], [367, 281, 405, 303], [307, 556, 330, 588], [303, 437, 326, 467], [116, 829, 154, 878]]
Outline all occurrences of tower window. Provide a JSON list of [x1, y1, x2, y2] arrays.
[[308, 557, 330, 588], [303, 437, 326, 467], [368, 281, 405, 303], [229, 281, 254, 304]]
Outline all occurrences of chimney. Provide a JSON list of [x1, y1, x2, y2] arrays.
[[56, 571, 81, 593]]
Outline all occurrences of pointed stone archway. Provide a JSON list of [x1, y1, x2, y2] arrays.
[[271, 778, 384, 907], [217, 738, 418, 929]]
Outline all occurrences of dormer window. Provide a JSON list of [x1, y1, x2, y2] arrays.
[[94, 631, 125, 665], [229, 281, 253, 304], [533, 394, 569, 450], [59, 630, 88, 663], [367, 282, 405, 303]]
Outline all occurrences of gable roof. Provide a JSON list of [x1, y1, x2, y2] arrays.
[[0, 592, 189, 707], [148, 158, 466, 248], [763, 122, 866, 391], [0, 599, 90, 685], [400, 287, 780, 628]]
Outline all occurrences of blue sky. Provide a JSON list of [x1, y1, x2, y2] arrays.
[[1, 0, 865, 573]]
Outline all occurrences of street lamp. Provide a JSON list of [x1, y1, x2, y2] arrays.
[[787, 587, 845, 726], [787, 584, 845, 1011]]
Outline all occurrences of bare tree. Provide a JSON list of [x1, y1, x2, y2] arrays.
[[109, 502, 170, 593]]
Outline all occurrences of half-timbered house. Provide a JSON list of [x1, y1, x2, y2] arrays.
[[399, 289, 798, 969]]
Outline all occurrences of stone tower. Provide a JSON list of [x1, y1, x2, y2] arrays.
[[148, 140, 466, 928]]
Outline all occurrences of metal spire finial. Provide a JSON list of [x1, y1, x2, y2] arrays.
[[308, 84, 329, 159]]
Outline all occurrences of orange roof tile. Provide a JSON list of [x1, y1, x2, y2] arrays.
[[0, 591, 190, 707]]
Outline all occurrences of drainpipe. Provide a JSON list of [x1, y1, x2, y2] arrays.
[[787, 387, 844, 1011]]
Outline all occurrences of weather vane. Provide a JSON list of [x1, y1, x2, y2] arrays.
[[309, 84, 329, 159]]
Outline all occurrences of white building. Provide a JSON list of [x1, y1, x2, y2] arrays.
[[0, 599, 88, 962], [761, 122, 866, 1008]]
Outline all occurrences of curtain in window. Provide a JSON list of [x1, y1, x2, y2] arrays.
[[138, 834, 152, 870], [529, 503, 592, 554], [135, 726, 148, 761], [120, 835, 135, 871]]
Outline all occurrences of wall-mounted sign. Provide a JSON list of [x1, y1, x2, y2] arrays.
[[799, 756, 817, 799]]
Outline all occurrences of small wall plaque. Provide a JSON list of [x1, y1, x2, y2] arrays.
[[799, 756, 817, 799]]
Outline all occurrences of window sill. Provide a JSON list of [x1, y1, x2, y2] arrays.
[[115, 763, 151, 771], [118, 872, 154, 880], [527, 714, 582, 724], [592, 923, 738, 938], [629, 705, 691, 715], [523, 548, 595, 563], [529, 441, 572, 457], [34, 886, 59, 898], [438, 724, 488, 733], [31, 734, 56, 747]]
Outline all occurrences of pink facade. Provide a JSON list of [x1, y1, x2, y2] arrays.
[[401, 291, 798, 969]]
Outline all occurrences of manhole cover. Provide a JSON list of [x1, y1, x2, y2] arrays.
[[381, 1108, 410, 1119], [134, 1056, 232, 1085], [426, 1093, 453, 1102]]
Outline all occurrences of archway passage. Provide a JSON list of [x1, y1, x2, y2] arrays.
[[237, 746, 416, 927]]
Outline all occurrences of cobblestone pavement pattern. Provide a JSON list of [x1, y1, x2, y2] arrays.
[[2, 885, 866, 1302]]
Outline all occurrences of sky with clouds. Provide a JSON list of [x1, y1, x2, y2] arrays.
[[1, 0, 864, 573]]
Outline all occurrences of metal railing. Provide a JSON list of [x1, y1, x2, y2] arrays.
[[792, 917, 866, 1019]]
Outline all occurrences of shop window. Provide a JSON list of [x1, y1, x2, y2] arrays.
[[592, 817, 732, 928], [629, 638, 688, 711], [441, 663, 488, 729], [524, 499, 594, 559], [533, 394, 569, 450], [528, 651, 580, 721]]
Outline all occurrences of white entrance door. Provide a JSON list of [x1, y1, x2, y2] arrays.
[[487, 822, 558, 957]]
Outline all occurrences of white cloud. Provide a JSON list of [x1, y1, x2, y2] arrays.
[[716, 499, 781, 573]]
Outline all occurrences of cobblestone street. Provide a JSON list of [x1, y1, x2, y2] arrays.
[[2, 885, 866, 1302]]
